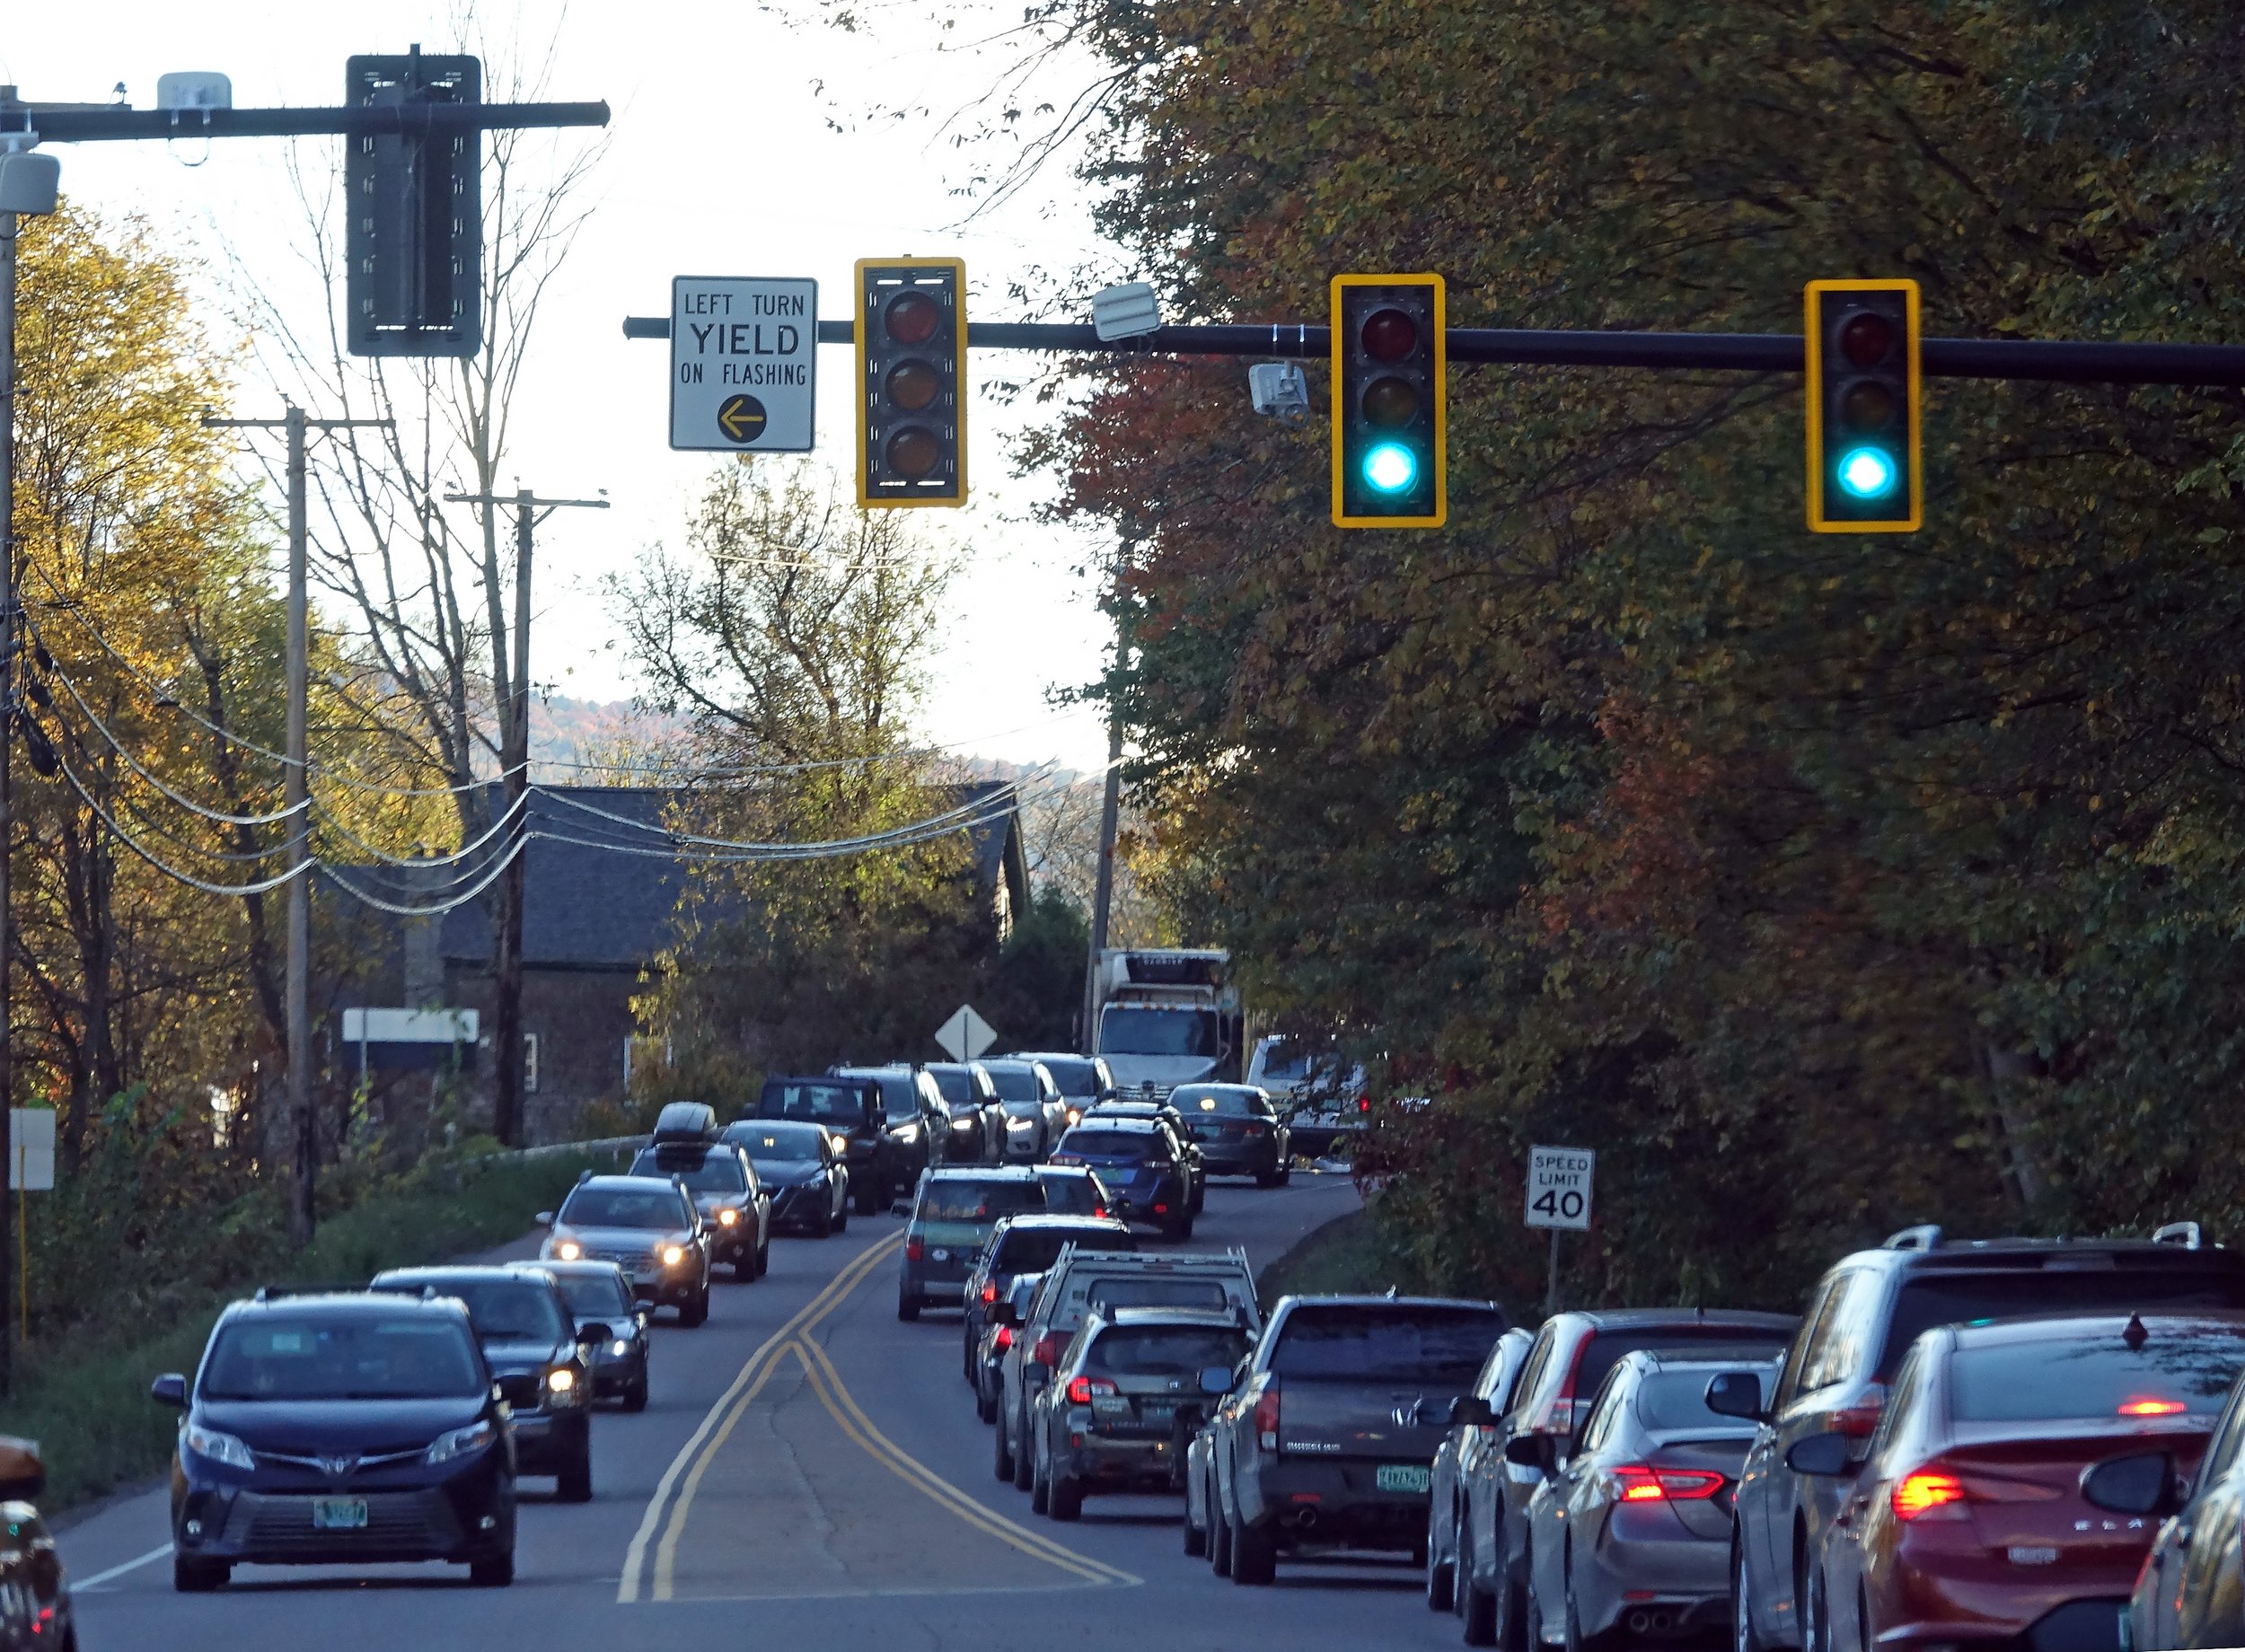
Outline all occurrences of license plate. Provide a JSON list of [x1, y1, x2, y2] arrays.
[[312, 1497, 368, 1530], [1142, 1401, 1177, 1422], [1375, 1464, 1431, 1493], [931, 1248, 949, 1261], [1093, 1396, 1133, 1418]]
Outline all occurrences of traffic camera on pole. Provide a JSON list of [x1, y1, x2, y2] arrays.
[[1805, 279, 1922, 533], [345, 51, 483, 358], [1331, 274, 1447, 529], [856, 258, 967, 509]]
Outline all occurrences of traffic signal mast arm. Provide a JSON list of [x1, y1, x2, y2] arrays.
[[4, 101, 609, 142], [621, 315, 2245, 386]]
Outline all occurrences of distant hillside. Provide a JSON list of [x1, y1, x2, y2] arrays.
[[529, 696, 690, 781]]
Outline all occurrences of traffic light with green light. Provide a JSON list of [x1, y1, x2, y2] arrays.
[[1805, 278, 1921, 533], [856, 258, 968, 509], [1331, 274, 1447, 529]]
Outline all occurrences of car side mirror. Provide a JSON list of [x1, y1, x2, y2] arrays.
[[1451, 1395, 1496, 1428], [149, 1373, 189, 1409], [1784, 1431, 1854, 1476], [1504, 1432, 1557, 1472], [636, 1309, 651, 1331], [1200, 1365, 1236, 1396], [2082, 1452, 2180, 1516], [577, 1322, 612, 1346], [1704, 1370, 1766, 1421], [535, 1210, 556, 1227]]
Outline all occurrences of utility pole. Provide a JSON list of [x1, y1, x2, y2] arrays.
[[206, 409, 389, 1246], [442, 487, 605, 1146], [1081, 545, 1130, 1051]]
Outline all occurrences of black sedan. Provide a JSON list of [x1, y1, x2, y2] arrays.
[[371, 1265, 602, 1502], [152, 1291, 522, 1590], [1169, 1083, 1291, 1186], [726, 1119, 851, 1236], [540, 1260, 651, 1411]]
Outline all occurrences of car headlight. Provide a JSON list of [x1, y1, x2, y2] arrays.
[[717, 1207, 739, 1226], [545, 1366, 581, 1405], [662, 1243, 687, 1267], [1007, 1117, 1032, 1130], [183, 1420, 255, 1471], [552, 1239, 583, 1261], [611, 1339, 631, 1358], [425, 1419, 497, 1465], [1066, 1108, 1082, 1125]]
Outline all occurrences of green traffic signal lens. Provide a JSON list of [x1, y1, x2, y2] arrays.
[[887, 426, 941, 479], [1836, 445, 1898, 500], [1362, 442, 1419, 495], [1360, 374, 1420, 428]]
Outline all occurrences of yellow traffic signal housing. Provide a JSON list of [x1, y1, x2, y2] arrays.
[[1331, 274, 1447, 529], [856, 258, 968, 509], [1805, 278, 1922, 533]]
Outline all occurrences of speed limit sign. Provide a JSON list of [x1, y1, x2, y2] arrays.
[[1526, 1146, 1594, 1232]]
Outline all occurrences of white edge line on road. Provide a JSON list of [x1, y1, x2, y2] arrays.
[[74, 1542, 172, 1592]]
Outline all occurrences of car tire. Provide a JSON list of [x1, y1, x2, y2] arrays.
[[756, 1238, 771, 1279], [558, 1448, 594, 1504], [1802, 1558, 1832, 1652], [1255, 1167, 1281, 1189], [681, 1289, 709, 1328], [1459, 1522, 1498, 1646], [812, 1205, 833, 1239], [1277, 1162, 1292, 1186], [1730, 1543, 1764, 1652], [1211, 1496, 1235, 1576], [856, 1182, 882, 1217], [1012, 1407, 1035, 1491], [1162, 1212, 1191, 1243], [1527, 1589, 1545, 1652], [469, 1551, 515, 1587], [899, 1289, 921, 1322], [1184, 1498, 1208, 1557], [1564, 1581, 1589, 1652], [623, 1378, 649, 1414], [1231, 1512, 1276, 1586], [976, 1376, 998, 1424], [833, 1202, 849, 1234], [1049, 1472, 1083, 1521], [1427, 1501, 1457, 1611], [1030, 1442, 1051, 1515], [172, 1554, 229, 1593], [993, 1408, 1017, 1481]]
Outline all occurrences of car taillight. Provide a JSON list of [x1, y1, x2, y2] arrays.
[[1358, 1096, 1371, 1113], [994, 1325, 1012, 1350], [982, 1283, 997, 1303], [1831, 1384, 1888, 1438], [1892, 1466, 1968, 1522], [1614, 1465, 1726, 1503], [1067, 1375, 1119, 1404], [1092, 1206, 1105, 1218], [1255, 1381, 1282, 1449], [1051, 1153, 1080, 1166], [1153, 1202, 1170, 1215], [1033, 1332, 1068, 1366], [906, 1236, 923, 1262]]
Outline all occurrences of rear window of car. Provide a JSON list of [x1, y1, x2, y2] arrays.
[[1879, 1271, 2245, 1379], [1060, 1129, 1163, 1160], [918, 1178, 1045, 1223], [998, 1226, 1134, 1273], [203, 1316, 484, 1401], [1270, 1305, 1506, 1384], [1638, 1364, 1782, 1432], [1573, 1330, 1794, 1419], [630, 1149, 746, 1193], [1948, 1329, 2245, 1422], [1177, 1087, 1270, 1118], [1038, 1058, 1100, 1094], [927, 1068, 979, 1106], [1084, 1276, 1238, 1315], [1038, 1171, 1108, 1215], [395, 1279, 570, 1344], [551, 1272, 633, 1317], [761, 1082, 867, 1125], [986, 1066, 1043, 1102], [1087, 1325, 1252, 1375], [560, 1186, 690, 1229]]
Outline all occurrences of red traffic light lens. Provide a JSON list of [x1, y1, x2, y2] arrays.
[[885, 292, 942, 347], [886, 426, 941, 479], [1361, 374, 1420, 428], [887, 359, 941, 412], [1839, 312, 1895, 369], [1360, 307, 1419, 364], [1840, 380, 1897, 430]]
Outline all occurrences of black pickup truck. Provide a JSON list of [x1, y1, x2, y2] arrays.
[[1205, 1294, 1508, 1586]]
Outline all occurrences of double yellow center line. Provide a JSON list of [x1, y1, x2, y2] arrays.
[[618, 1233, 1135, 1602]]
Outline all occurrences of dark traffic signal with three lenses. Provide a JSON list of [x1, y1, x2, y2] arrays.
[[1806, 278, 1921, 532], [1331, 274, 1447, 528], [857, 259, 967, 508]]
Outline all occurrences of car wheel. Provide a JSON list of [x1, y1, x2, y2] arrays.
[[833, 1200, 849, 1234], [172, 1554, 229, 1593], [682, 1289, 709, 1328], [1210, 1495, 1235, 1576], [1563, 1580, 1589, 1652], [976, 1375, 998, 1424], [1459, 1520, 1499, 1645], [1732, 1543, 1765, 1652], [1012, 1406, 1035, 1491], [1802, 1559, 1832, 1652], [1184, 1493, 1208, 1557], [1231, 1511, 1276, 1586], [1030, 1440, 1052, 1515], [623, 1378, 649, 1414], [813, 1205, 833, 1239], [558, 1447, 594, 1504], [1427, 1500, 1457, 1611], [1049, 1472, 1083, 1521], [1255, 1167, 1281, 1189], [993, 1406, 1016, 1481], [1277, 1162, 1291, 1186], [469, 1551, 515, 1587]]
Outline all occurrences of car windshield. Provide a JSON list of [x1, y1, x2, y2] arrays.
[[1099, 1007, 1219, 1058], [997, 1226, 1133, 1273], [925, 1068, 980, 1107], [1639, 1365, 1781, 1431], [1036, 1058, 1100, 1094], [1269, 1305, 1506, 1384], [985, 1066, 1043, 1102], [1060, 1129, 1164, 1161], [1176, 1086, 1267, 1117], [630, 1151, 747, 1193], [733, 1127, 821, 1161], [1878, 1273, 2245, 1380], [1038, 1171, 1110, 1215], [202, 1316, 485, 1401], [762, 1081, 867, 1125], [1948, 1328, 2245, 1422], [1085, 1277, 1235, 1314], [561, 1187, 687, 1230], [1257, 1041, 1328, 1081], [403, 1279, 571, 1343], [551, 1272, 633, 1317], [1087, 1326, 1251, 1375], [918, 1179, 1045, 1223]]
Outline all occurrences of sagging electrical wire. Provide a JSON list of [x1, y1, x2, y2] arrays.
[[42, 729, 310, 897], [536, 766, 1050, 855], [317, 836, 528, 917], [309, 783, 532, 870]]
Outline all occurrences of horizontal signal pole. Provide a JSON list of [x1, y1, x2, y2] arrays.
[[621, 314, 2245, 387], [5, 101, 610, 143]]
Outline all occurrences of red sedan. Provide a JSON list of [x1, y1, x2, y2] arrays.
[[1792, 1313, 2245, 1652]]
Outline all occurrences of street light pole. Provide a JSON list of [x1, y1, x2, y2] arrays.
[[442, 487, 605, 1147]]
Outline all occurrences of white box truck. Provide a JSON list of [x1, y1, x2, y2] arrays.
[[1090, 949, 1243, 1097]]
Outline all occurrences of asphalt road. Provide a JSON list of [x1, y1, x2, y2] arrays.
[[55, 1169, 1490, 1652]]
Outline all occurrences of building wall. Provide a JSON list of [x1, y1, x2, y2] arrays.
[[443, 962, 642, 1145]]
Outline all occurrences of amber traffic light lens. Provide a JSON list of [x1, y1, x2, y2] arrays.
[[1839, 312, 1894, 369], [885, 292, 941, 347], [1360, 307, 1419, 364], [1840, 380, 1897, 430], [1361, 374, 1420, 428], [887, 426, 941, 479], [887, 359, 941, 412]]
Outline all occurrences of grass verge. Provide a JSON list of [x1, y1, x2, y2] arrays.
[[0, 1150, 606, 1515], [1257, 1201, 1413, 1301]]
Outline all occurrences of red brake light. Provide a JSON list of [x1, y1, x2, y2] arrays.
[[1092, 1207, 1105, 1219], [982, 1283, 997, 1304], [1066, 1375, 1119, 1404], [994, 1325, 1012, 1349], [1255, 1380, 1282, 1448], [1358, 1096, 1371, 1113], [2118, 1397, 2186, 1418], [1033, 1332, 1068, 1367], [905, 1236, 923, 1262], [1892, 1467, 1968, 1522], [1615, 1465, 1725, 1503], [1153, 1202, 1169, 1215], [1831, 1384, 1888, 1438]]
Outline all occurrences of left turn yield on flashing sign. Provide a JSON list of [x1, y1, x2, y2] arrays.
[[670, 276, 817, 453]]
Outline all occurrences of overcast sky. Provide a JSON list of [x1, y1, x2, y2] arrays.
[[4, 1, 1123, 771]]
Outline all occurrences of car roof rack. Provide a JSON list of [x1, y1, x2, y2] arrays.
[[251, 1283, 369, 1302], [1884, 1225, 1944, 1252], [2153, 1221, 2205, 1250]]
